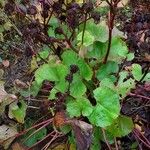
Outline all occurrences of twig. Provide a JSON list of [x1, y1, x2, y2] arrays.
[[27, 131, 55, 150], [0, 118, 53, 145], [114, 138, 119, 150], [41, 132, 61, 150], [134, 129, 150, 145], [133, 129, 150, 149], [46, 10, 54, 25], [129, 93, 150, 101], [23, 121, 51, 144], [102, 128, 112, 150]]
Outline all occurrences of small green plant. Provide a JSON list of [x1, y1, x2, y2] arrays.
[[1, 0, 150, 149], [26, 0, 150, 149]]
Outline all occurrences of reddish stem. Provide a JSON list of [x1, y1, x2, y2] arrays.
[[133, 129, 150, 149], [27, 131, 55, 150]]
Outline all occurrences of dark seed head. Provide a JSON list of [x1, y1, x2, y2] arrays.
[[65, 74, 73, 83], [91, 11, 101, 24], [70, 64, 79, 74], [55, 92, 62, 98], [55, 27, 63, 35], [82, 2, 94, 13]]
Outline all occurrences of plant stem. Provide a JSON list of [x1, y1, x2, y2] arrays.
[[103, 27, 113, 64], [81, 13, 88, 45], [103, 0, 120, 64], [103, 6, 115, 64], [114, 138, 119, 150], [129, 93, 150, 101]]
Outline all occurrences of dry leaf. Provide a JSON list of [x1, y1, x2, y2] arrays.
[[13, 79, 28, 89], [12, 142, 26, 150], [0, 83, 17, 115], [71, 120, 93, 150], [0, 125, 18, 149]]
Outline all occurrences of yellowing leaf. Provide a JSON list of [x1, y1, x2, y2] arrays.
[[9, 101, 27, 123]]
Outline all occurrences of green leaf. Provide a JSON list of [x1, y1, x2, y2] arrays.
[[100, 78, 115, 90], [107, 115, 134, 137], [109, 37, 128, 62], [131, 64, 143, 81], [35, 64, 68, 85], [117, 71, 135, 98], [48, 17, 59, 37], [62, 50, 93, 80], [126, 53, 134, 61], [55, 79, 68, 93], [87, 41, 107, 60], [24, 127, 47, 147], [70, 80, 86, 98], [67, 97, 93, 117], [77, 58, 93, 81], [9, 101, 27, 123], [88, 86, 120, 127], [38, 49, 49, 60], [90, 127, 101, 150], [35, 64, 58, 84], [131, 64, 150, 82], [144, 73, 150, 82], [30, 81, 42, 96], [60, 125, 72, 134], [77, 31, 94, 46], [86, 20, 108, 42], [96, 61, 119, 81], [99, 129, 115, 144], [62, 50, 78, 66], [48, 88, 58, 100]]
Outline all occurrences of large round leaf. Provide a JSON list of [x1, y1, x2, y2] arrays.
[[86, 20, 109, 43], [35, 64, 68, 85], [88, 86, 120, 127]]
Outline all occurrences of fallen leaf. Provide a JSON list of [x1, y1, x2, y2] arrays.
[[0, 82, 17, 115], [0, 125, 18, 149], [13, 79, 28, 89], [71, 120, 93, 150], [12, 142, 27, 150]]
